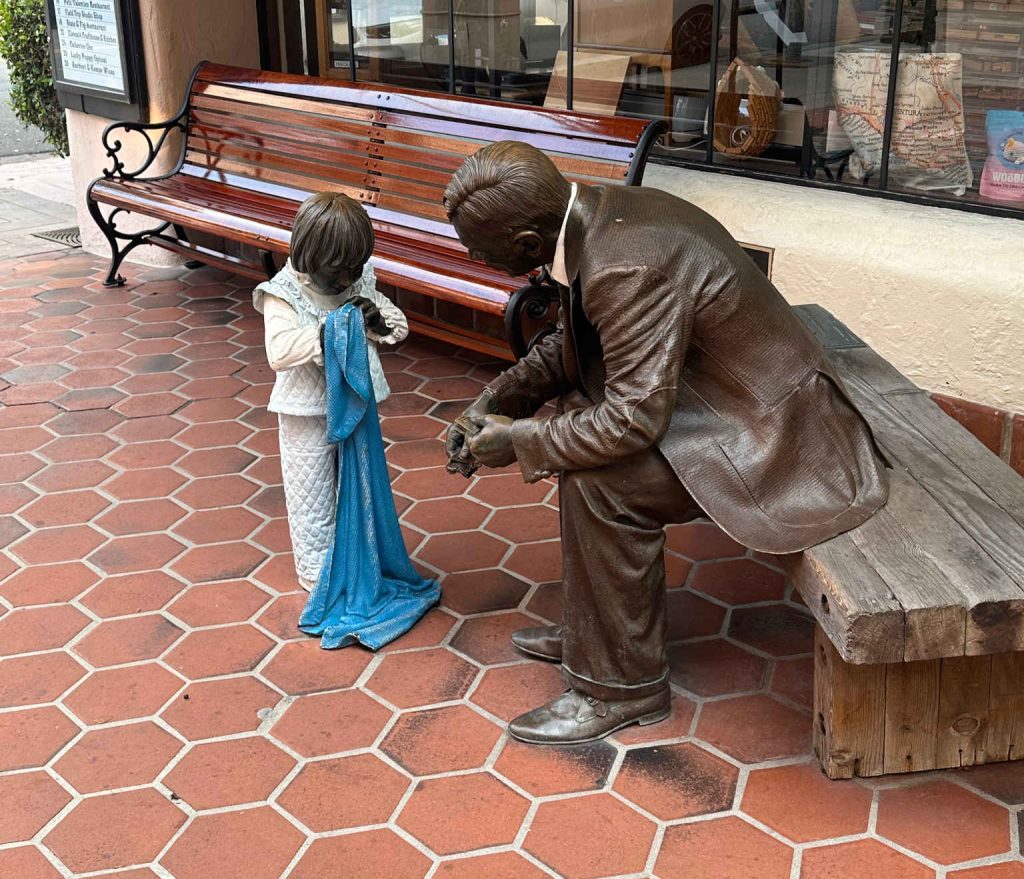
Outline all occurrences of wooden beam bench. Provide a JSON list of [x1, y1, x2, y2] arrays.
[[86, 62, 663, 360], [791, 305, 1024, 779]]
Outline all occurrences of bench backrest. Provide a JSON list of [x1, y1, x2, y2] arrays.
[[182, 62, 661, 244]]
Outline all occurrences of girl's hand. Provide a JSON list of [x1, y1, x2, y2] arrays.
[[348, 296, 390, 336]]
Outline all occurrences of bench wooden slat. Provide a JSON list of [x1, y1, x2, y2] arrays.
[[785, 534, 905, 664], [831, 346, 921, 396], [191, 94, 377, 139]]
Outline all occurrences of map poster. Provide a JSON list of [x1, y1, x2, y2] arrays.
[[51, 0, 127, 97], [833, 51, 973, 196]]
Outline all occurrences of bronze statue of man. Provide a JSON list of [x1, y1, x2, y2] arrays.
[[443, 141, 889, 745]]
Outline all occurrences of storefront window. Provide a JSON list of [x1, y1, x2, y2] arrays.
[[291, 0, 1024, 216]]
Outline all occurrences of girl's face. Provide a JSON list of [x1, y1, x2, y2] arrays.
[[310, 263, 362, 297]]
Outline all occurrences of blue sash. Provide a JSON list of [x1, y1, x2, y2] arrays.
[[299, 305, 440, 649]]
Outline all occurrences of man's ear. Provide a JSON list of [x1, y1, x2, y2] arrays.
[[511, 229, 544, 261]]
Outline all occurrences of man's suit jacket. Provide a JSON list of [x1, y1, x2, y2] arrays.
[[486, 183, 889, 554]]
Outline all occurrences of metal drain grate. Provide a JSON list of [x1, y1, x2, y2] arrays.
[[31, 226, 81, 248]]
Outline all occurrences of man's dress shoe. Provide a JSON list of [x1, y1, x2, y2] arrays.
[[510, 624, 563, 661], [508, 688, 671, 744]]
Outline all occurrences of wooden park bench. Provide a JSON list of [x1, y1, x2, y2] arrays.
[[86, 62, 663, 360], [791, 305, 1024, 779]]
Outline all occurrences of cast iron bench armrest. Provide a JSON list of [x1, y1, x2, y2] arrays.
[[99, 107, 189, 181]]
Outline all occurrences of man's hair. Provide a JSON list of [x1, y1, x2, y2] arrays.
[[443, 141, 568, 231], [291, 191, 374, 275]]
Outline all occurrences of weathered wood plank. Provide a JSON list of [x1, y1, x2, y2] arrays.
[[885, 391, 1024, 533], [830, 345, 920, 396], [883, 658, 941, 774], [981, 652, 1024, 764], [814, 626, 886, 779], [840, 371, 1024, 596], [936, 654, 992, 768], [880, 470, 1024, 656], [846, 479, 968, 661], [786, 536, 905, 665], [793, 304, 865, 350]]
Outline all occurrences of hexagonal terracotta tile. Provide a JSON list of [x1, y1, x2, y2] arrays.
[[88, 533, 186, 576], [261, 639, 373, 695], [29, 460, 114, 492], [165, 625, 275, 679], [800, 839, 933, 879], [486, 505, 561, 544], [94, 498, 187, 536], [256, 591, 307, 641], [949, 865, 1024, 879], [470, 662, 566, 723], [175, 474, 258, 510], [0, 605, 90, 656], [0, 845, 63, 877], [169, 542, 267, 583], [11, 524, 106, 566], [53, 721, 182, 794], [667, 589, 726, 640], [163, 736, 295, 810], [666, 521, 746, 561], [378, 608, 457, 654], [525, 793, 656, 879], [441, 569, 531, 615], [728, 604, 815, 657], [402, 496, 490, 534], [469, 473, 553, 508], [73, 614, 184, 667], [366, 647, 478, 709], [504, 541, 562, 584], [614, 693, 697, 745], [289, 829, 432, 879], [79, 571, 186, 618], [668, 639, 768, 697], [877, 780, 1012, 865], [277, 753, 410, 832], [271, 689, 392, 757], [19, 490, 110, 529], [160, 806, 304, 879], [0, 651, 86, 708], [168, 581, 270, 627], [655, 816, 794, 879], [614, 742, 738, 821], [690, 559, 787, 605], [399, 772, 529, 856], [172, 507, 262, 544], [161, 676, 280, 740], [0, 561, 99, 607], [0, 771, 71, 844], [382, 705, 502, 776], [43, 788, 186, 874], [450, 611, 543, 666], [495, 738, 615, 797], [433, 852, 549, 878], [64, 663, 184, 725], [696, 694, 810, 763]]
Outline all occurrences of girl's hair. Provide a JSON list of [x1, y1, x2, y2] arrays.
[[291, 192, 374, 276]]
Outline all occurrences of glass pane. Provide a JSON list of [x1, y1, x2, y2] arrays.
[[703, 0, 906, 185], [322, 1, 354, 76], [349, 0, 449, 91], [886, 0, 1024, 205], [451, 1, 569, 104]]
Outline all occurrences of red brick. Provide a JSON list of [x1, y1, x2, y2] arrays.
[[53, 722, 182, 794], [525, 793, 655, 878], [801, 839, 933, 879], [163, 736, 295, 809], [877, 780, 1011, 864], [0, 651, 86, 707], [1011, 415, 1024, 477], [697, 694, 810, 762], [278, 753, 410, 832], [290, 829, 431, 879], [165, 625, 274, 679], [0, 771, 71, 843], [0, 561, 99, 606], [743, 762, 873, 842], [64, 663, 184, 725], [0, 605, 90, 655], [933, 393, 1006, 455], [383, 704, 502, 775], [367, 647, 478, 708], [160, 807, 303, 879], [399, 772, 529, 856], [261, 638, 373, 695], [272, 689, 392, 757], [656, 816, 794, 879], [161, 676, 280, 740], [668, 639, 768, 697]]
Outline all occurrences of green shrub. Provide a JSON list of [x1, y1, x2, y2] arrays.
[[0, 0, 68, 156]]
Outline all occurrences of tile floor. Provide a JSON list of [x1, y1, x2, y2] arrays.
[[0, 249, 1023, 879]]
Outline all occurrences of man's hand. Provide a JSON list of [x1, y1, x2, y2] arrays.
[[467, 415, 517, 468], [445, 390, 496, 476], [348, 295, 390, 336]]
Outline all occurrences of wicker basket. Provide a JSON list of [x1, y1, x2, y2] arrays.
[[713, 58, 781, 157]]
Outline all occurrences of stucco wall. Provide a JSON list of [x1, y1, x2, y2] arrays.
[[647, 165, 1024, 412], [69, 0, 260, 261]]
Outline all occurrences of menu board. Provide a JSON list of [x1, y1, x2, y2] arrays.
[[51, 0, 127, 96]]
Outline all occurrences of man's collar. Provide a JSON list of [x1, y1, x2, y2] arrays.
[[548, 182, 578, 287]]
